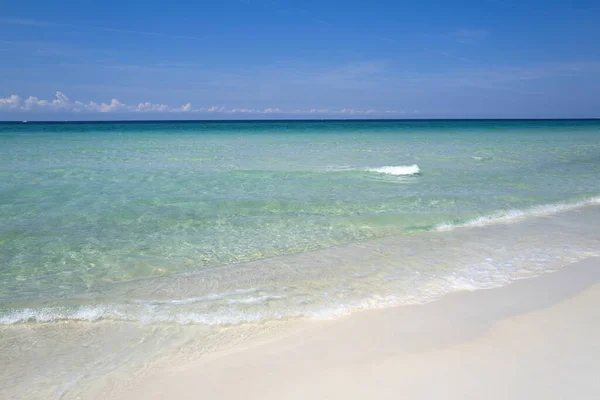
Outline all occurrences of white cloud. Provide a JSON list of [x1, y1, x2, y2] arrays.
[[340, 108, 363, 115], [1, 91, 192, 113], [102, 99, 127, 112], [207, 106, 225, 112], [0, 94, 21, 109], [21, 91, 71, 110], [226, 107, 281, 114], [135, 101, 169, 112], [82, 99, 128, 113], [167, 103, 193, 113]]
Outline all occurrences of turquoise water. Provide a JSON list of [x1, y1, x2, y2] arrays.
[[1, 120, 600, 322]]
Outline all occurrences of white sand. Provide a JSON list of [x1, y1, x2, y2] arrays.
[[102, 257, 600, 400]]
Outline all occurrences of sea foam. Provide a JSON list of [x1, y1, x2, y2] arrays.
[[366, 165, 420, 175], [435, 196, 600, 231]]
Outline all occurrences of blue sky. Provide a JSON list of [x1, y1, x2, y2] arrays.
[[1, 0, 599, 120]]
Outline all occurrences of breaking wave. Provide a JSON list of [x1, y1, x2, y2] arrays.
[[366, 165, 420, 175], [435, 196, 600, 231]]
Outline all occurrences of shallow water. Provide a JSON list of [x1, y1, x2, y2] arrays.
[[2, 120, 599, 313]]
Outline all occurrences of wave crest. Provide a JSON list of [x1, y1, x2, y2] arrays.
[[435, 196, 600, 231], [366, 165, 420, 176]]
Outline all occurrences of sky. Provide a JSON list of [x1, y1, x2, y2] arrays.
[[1, 0, 599, 120]]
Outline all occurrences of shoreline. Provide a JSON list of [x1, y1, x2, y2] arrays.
[[97, 256, 600, 400], [2, 205, 599, 399], [4, 201, 598, 327]]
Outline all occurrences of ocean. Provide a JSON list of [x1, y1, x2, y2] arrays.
[[1, 120, 600, 398]]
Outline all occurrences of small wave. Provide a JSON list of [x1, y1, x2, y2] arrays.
[[135, 288, 260, 306], [0, 305, 128, 325], [366, 165, 420, 176], [0, 303, 309, 326], [435, 196, 600, 231], [0, 290, 286, 325]]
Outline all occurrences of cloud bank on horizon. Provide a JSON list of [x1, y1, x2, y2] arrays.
[[0, 91, 191, 113], [0, 91, 409, 117]]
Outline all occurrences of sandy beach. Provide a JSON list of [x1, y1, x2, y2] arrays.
[[95, 257, 600, 400]]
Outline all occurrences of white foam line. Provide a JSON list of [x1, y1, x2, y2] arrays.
[[366, 165, 420, 176], [0, 304, 300, 326], [435, 196, 600, 231]]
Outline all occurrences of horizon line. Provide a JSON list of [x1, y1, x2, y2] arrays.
[[1, 118, 600, 124]]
